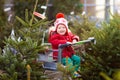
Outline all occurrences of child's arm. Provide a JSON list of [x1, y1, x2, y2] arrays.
[[68, 32, 80, 42], [49, 35, 67, 47]]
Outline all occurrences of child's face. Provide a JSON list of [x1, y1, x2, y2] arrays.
[[57, 24, 67, 35]]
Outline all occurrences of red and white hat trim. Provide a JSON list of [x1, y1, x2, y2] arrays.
[[54, 13, 68, 31]]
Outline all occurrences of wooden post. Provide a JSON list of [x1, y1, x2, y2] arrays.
[[26, 64, 31, 80]]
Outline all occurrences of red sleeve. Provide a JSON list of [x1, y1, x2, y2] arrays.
[[68, 32, 80, 41], [49, 34, 67, 47]]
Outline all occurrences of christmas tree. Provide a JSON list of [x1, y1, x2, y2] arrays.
[[0, 0, 50, 79], [70, 13, 120, 80]]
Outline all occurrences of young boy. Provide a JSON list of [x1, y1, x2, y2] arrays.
[[48, 13, 81, 77]]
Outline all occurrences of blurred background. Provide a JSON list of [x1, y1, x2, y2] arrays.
[[0, 0, 120, 48], [1, 0, 120, 23], [0, 1, 120, 80]]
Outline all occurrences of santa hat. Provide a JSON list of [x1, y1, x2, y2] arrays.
[[54, 13, 68, 31]]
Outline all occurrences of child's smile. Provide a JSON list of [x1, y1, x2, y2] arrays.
[[57, 24, 67, 35]]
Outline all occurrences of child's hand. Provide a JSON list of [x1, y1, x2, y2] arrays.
[[72, 39, 77, 43], [66, 42, 72, 44]]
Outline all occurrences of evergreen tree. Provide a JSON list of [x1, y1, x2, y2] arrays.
[[0, 0, 12, 49], [71, 14, 120, 80], [13, 0, 83, 21], [0, 0, 50, 79], [0, 0, 6, 26]]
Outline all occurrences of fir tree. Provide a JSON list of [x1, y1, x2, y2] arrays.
[[70, 13, 120, 80], [0, 0, 49, 79]]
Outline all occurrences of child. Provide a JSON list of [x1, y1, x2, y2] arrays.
[[48, 13, 81, 77]]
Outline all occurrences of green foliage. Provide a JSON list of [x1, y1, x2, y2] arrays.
[[14, 0, 46, 19], [0, 37, 45, 80], [53, 0, 82, 14], [0, 44, 26, 80], [13, 0, 83, 21], [70, 14, 96, 40], [100, 69, 120, 80], [87, 15, 120, 79], [57, 63, 75, 80], [0, 23, 12, 49], [0, 0, 6, 26], [70, 14, 120, 80], [0, 0, 49, 79], [15, 8, 50, 44], [0, 0, 11, 49]]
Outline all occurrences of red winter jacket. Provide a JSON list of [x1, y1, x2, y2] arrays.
[[48, 31, 79, 59]]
